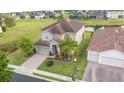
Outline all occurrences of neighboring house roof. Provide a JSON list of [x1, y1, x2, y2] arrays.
[[35, 40, 49, 46], [32, 11, 45, 17], [41, 19, 84, 34], [45, 11, 56, 17], [88, 27, 124, 52]]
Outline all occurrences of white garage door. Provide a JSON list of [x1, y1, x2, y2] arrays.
[[37, 46, 50, 55], [100, 56, 124, 68]]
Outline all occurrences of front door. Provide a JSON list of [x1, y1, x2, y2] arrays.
[[52, 45, 58, 54]]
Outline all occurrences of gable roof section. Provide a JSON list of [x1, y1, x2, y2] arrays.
[[35, 40, 49, 47], [41, 19, 83, 34], [88, 27, 124, 53]]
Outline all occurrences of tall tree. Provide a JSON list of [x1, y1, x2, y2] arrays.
[[0, 51, 13, 82], [59, 35, 78, 61], [18, 37, 34, 57]]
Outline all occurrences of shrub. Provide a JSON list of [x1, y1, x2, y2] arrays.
[[2, 26, 6, 32], [46, 60, 54, 67], [4, 16, 16, 27]]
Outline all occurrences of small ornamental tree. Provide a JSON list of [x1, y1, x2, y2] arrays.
[[4, 16, 16, 27], [59, 35, 78, 61], [0, 51, 13, 82], [18, 37, 34, 57]]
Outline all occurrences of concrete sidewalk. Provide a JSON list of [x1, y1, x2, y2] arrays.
[[8, 64, 80, 82], [21, 54, 47, 69]]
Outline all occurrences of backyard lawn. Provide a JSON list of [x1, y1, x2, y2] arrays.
[[83, 19, 124, 26], [0, 19, 56, 65], [37, 32, 92, 80], [0, 19, 56, 46]]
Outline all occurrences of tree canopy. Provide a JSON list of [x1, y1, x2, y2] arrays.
[[0, 51, 13, 82], [58, 35, 79, 61], [18, 37, 34, 57], [4, 16, 16, 27]]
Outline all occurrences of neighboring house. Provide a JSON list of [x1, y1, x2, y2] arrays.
[[45, 11, 57, 18], [106, 10, 124, 19], [87, 27, 124, 68], [69, 10, 88, 20], [10, 12, 30, 20], [69, 12, 83, 20], [88, 10, 106, 19], [35, 19, 84, 55], [31, 11, 45, 19]]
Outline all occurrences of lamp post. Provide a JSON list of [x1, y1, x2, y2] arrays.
[[72, 58, 77, 82]]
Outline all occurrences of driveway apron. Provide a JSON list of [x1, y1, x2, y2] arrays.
[[21, 54, 47, 69]]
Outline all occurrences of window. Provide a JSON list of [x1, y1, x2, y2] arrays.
[[45, 35, 49, 39]]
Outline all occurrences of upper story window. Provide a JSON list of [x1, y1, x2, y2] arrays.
[[45, 35, 49, 40]]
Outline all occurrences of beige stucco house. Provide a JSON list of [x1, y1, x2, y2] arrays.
[[106, 10, 124, 19], [87, 27, 124, 68], [35, 19, 84, 55]]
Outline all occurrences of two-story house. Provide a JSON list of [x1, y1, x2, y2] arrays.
[[106, 10, 124, 19], [35, 19, 84, 55]]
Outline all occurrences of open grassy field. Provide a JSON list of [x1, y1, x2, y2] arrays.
[[0, 19, 56, 46], [37, 32, 91, 80], [0, 19, 56, 65], [83, 19, 124, 26]]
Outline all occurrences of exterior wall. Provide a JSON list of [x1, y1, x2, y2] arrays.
[[106, 11, 124, 19], [100, 56, 124, 68], [66, 32, 76, 40], [75, 27, 84, 44], [25, 15, 30, 19], [88, 49, 124, 68], [41, 31, 53, 41], [66, 26, 84, 44], [87, 50, 99, 62]]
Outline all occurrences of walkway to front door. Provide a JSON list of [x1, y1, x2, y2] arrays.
[[21, 54, 48, 69]]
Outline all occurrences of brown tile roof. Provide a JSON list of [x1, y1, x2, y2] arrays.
[[53, 37, 61, 42], [35, 40, 49, 47], [41, 18, 83, 34], [88, 27, 124, 52]]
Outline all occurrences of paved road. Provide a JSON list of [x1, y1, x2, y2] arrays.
[[11, 73, 49, 82], [21, 54, 47, 69]]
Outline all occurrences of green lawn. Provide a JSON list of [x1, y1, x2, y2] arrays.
[[37, 32, 91, 80], [0, 19, 56, 65], [0, 19, 56, 46], [83, 19, 124, 26], [7, 49, 25, 66]]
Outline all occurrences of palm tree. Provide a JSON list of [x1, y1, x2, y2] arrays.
[[58, 35, 79, 61]]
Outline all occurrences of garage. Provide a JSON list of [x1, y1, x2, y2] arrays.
[[99, 50, 124, 68], [100, 56, 124, 68], [36, 46, 50, 55]]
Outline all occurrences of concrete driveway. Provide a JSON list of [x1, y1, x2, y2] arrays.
[[83, 62, 124, 82], [21, 54, 47, 69]]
